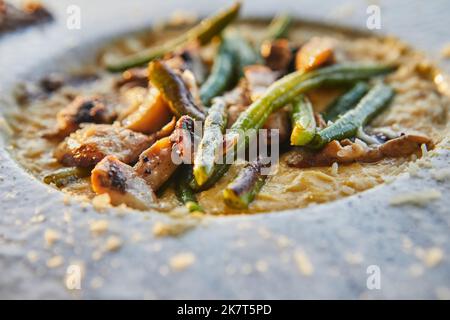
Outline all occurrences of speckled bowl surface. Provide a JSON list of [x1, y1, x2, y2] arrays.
[[0, 0, 449, 299]]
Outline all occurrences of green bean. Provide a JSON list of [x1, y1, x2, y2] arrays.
[[199, 39, 235, 106], [322, 82, 369, 121], [290, 95, 316, 146], [309, 83, 395, 149], [193, 98, 228, 186], [175, 166, 204, 212], [43, 167, 91, 187], [105, 2, 241, 72], [226, 30, 262, 76], [189, 163, 231, 191], [193, 63, 395, 189], [148, 60, 205, 121], [231, 63, 395, 139], [223, 158, 267, 209], [200, 30, 261, 105], [264, 13, 292, 40]]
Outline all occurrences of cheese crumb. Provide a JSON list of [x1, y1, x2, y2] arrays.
[[407, 162, 420, 177], [276, 235, 292, 248], [44, 228, 60, 246], [423, 247, 444, 268], [431, 168, 450, 182], [294, 250, 314, 276], [47, 255, 64, 268], [330, 162, 339, 176], [90, 219, 109, 236], [30, 214, 46, 224], [420, 143, 428, 157], [441, 43, 450, 59], [389, 189, 442, 206], [152, 221, 194, 237], [92, 193, 111, 212], [169, 252, 196, 271], [104, 236, 122, 252]]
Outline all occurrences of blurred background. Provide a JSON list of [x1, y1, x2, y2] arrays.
[[2, 0, 450, 78]]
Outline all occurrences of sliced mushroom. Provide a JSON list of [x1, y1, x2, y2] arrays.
[[262, 108, 290, 144], [260, 39, 292, 72], [134, 115, 196, 190], [287, 133, 433, 168], [45, 95, 117, 139], [243, 65, 289, 143], [295, 37, 335, 72], [54, 124, 152, 167], [91, 155, 156, 210], [244, 65, 278, 102], [121, 87, 172, 134], [133, 136, 178, 191]]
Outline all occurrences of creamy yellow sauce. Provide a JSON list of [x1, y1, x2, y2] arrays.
[[7, 20, 450, 215]]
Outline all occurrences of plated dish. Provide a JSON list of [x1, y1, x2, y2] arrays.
[[6, 2, 449, 215]]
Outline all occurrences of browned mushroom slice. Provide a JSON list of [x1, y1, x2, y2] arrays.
[[154, 116, 177, 140], [133, 136, 178, 191], [262, 108, 290, 144], [244, 65, 278, 102], [295, 37, 335, 72], [54, 124, 152, 167], [121, 88, 172, 134], [224, 80, 252, 128], [134, 116, 196, 190], [260, 39, 292, 71], [46, 95, 117, 139], [227, 103, 248, 128], [169, 115, 197, 163], [377, 134, 434, 158], [244, 65, 291, 143], [287, 134, 433, 168], [91, 155, 156, 210]]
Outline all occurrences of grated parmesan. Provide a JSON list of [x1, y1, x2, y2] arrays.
[[104, 236, 122, 252], [92, 193, 111, 212], [330, 162, 339, 176], [420, 143, 428, 157], [440, 43, 450, 59], [152, 220, 195, 238], [390, 189, 442, 206], [431, 168, 450, 182], [169, 252, 196, 271], [293, 250, 314, 276], [47, 255, 64, 268], [90, 219, 109, 236], [44, 228, 60, 246]]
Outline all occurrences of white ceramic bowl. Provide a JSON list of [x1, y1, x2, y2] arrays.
[[0, 0, 449, 299]]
